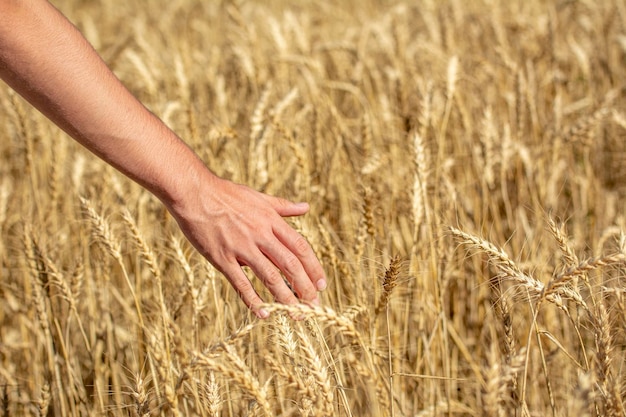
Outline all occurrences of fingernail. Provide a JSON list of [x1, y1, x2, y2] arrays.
[[316, 279, 327, 291], [256, 308, 270, 319], [295, 202, 309, 209], [311, 297, 320, 307]]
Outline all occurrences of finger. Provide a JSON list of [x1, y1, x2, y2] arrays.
[[244, 249, 301, 306], [274, 223, 327, 293], [220, 261, 269, 319], [264, 194, 310, 217], [259, 237, 319, 303]]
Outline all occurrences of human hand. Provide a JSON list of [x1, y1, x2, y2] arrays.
[[167, 174, 327, 319]]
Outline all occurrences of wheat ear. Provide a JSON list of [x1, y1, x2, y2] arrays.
[[37, 381, 50, 417], [39, 250, 91, 352], [296, 325, 334, 415], [170, 236, 201, 347], [593, 302, 621, 417], [23, 226, 68, 417], [375, 255, 401, 314], [449, 227, 543, 297], [193, 345, 272, 416], [132, 373, 150, 417], [80, 197, 144, 327], [202, 372, 222, 417]]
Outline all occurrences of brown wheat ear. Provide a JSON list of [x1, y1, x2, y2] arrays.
[[376, 255, 402, 314]]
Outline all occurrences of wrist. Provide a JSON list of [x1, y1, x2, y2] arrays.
[[157, 147, 217, 214]]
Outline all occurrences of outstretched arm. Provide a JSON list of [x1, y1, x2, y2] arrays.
[[0, 0, 326, 318]]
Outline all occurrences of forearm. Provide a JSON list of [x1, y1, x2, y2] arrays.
[[0, 0, 205, 206]]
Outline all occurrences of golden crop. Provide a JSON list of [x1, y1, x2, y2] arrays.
[[0, 0, 624, 416]]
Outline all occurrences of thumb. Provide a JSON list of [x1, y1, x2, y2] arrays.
[[267, 196, 310, 217]]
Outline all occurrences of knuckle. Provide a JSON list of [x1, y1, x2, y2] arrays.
[[281, 253, 302, 276], [259, 264, 283, 285], [229, 277, 259, 308], [229, 273, 249, 289], [275, 197, 291, 209], [298, 286, 317, 301], [237, 284, 256, 301], [292, 235, 311, 255]]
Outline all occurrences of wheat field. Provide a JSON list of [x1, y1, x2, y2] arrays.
[[1, 0, 625, 416]]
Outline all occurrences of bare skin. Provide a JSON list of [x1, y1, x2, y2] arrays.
[[0, 0, 326, 318]]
